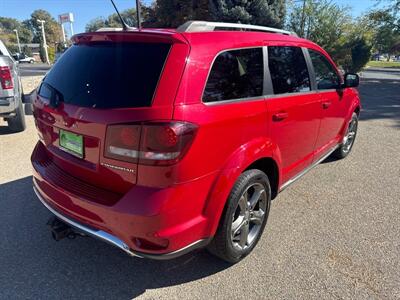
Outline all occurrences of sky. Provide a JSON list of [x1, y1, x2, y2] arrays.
[[0, 0, 384, 36]]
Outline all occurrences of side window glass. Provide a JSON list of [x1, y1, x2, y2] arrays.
[[203, 48, 263, 103], [268, 46, 311, 95], [309, 49, 340, 90]]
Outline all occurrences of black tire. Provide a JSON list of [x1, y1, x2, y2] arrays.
[[332, 112, 358, 159], [24, 103, 33, 115], [7, 97, 26, 132], [30, 59, 34, 64], [207, 169, 271, 263]]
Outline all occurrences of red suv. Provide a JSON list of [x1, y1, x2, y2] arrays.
[[31, 21, 361, 263]]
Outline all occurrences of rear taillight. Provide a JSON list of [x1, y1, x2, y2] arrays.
[[0, 66, 13, 90], [105, 125, 141, 163], [105, 121, 198, 166]]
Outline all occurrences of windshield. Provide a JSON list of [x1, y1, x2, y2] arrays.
[[40, 42, 170, 109]]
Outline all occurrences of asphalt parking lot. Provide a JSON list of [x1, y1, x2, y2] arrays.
[[18, 63, 51, 77], [0, 68, 399, 299]]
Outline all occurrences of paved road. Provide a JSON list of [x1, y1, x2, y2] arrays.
[[18, 63, 51, 77], [0, 69, 399, 299]]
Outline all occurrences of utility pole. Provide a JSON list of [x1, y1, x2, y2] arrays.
[[61, 23, 66, 44], [70, 22, 74, 36], [136, 0, 142, 30], [300, 0, 307, 38], [37, 19, 50, 65], [13, 29, 22, 53]]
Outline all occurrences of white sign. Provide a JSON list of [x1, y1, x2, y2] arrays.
[[59, 13, 74, 24]]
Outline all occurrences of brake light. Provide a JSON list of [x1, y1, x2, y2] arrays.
[[105, 125, 141, 163], [0, 66, 13, 90], [104, 121, 198, 166]]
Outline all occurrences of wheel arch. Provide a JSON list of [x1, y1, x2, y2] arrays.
[[354, 105, 360, 116], [244, 157, 279, 200], [202, 137, 282, 237]]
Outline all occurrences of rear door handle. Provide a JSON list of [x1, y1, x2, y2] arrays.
[[272, 112, 289, 121], [322, 101, 332, 109]]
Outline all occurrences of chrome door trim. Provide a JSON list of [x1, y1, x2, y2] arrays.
[[279, 144, 339, 192]]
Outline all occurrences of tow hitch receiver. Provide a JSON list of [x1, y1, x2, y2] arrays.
[[47, 216, 85, 241]]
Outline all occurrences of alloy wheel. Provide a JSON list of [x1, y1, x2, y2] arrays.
[[342, 117, 358, 153], [230, 182, 267, 251]]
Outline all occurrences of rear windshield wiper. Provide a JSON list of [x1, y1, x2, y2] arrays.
[[40, 82, 64, 108]]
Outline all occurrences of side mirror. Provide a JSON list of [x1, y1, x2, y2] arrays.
[[344, 73, 359, 88]]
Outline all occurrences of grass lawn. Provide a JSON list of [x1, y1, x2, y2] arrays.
[[367, 61, 400, 68]]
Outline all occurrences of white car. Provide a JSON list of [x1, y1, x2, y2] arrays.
[[18, 53, 35, 63]]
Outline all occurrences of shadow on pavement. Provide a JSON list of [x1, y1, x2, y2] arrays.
[[364, 67, 400, 74], [0, 176, 230, 299], [0, 124, 14, 135], [359, 77, 400, 128]]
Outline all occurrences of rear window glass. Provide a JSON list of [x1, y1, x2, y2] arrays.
[[40, 42, 170, 108]]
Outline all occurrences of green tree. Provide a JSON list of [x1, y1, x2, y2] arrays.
[[48, 46, 55, 63], [25, 10, 62, 45], [148, 0, 210, 28], [368, 1, 400, 58], [85, 17, 107, 32], [85, 8, 138, 32], [146, 0, 285, 28], [370, 0, 399, 31], [288, 0, 374, 72], [22, 45, 33, 56], [288, 0, 351, 59], [39, 41, 46, 62], [211, 0, 286, 28], [0, 17, 32, 51], [108, 8, 137, 27]]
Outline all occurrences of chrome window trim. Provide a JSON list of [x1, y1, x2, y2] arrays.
[[204, 96, 265, 106], [265, 90, 319, 100], [201, 45, 332, 106], [317, 88, 341, 94]]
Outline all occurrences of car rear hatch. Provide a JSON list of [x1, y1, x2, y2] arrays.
[[32, 31, 189, 196]]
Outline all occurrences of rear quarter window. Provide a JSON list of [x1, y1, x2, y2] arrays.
[[203, 48, 264, 103], [40, 42, 171, 108]]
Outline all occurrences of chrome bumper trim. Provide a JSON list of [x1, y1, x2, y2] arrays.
[[33, 185, 139, 257], [33, 185, 210, 260]]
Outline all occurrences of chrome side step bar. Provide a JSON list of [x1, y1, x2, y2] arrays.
[[33, 185, 210, 260], [279, 144, 339, 192]]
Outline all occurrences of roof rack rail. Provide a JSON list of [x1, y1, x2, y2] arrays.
[[96, 27, 137, 32], [177, 21, 295, 36]]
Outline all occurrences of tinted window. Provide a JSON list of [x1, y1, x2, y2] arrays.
[[203, 48, 263, 102], [309, 49, 340, 90], [40, 43, 170, 108], [268, 46, 310, 94]]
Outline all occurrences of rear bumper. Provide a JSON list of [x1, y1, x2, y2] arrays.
[[33, 185, 210, 259], [31, 141, 216, 259], [0, 96, 16, 115]]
